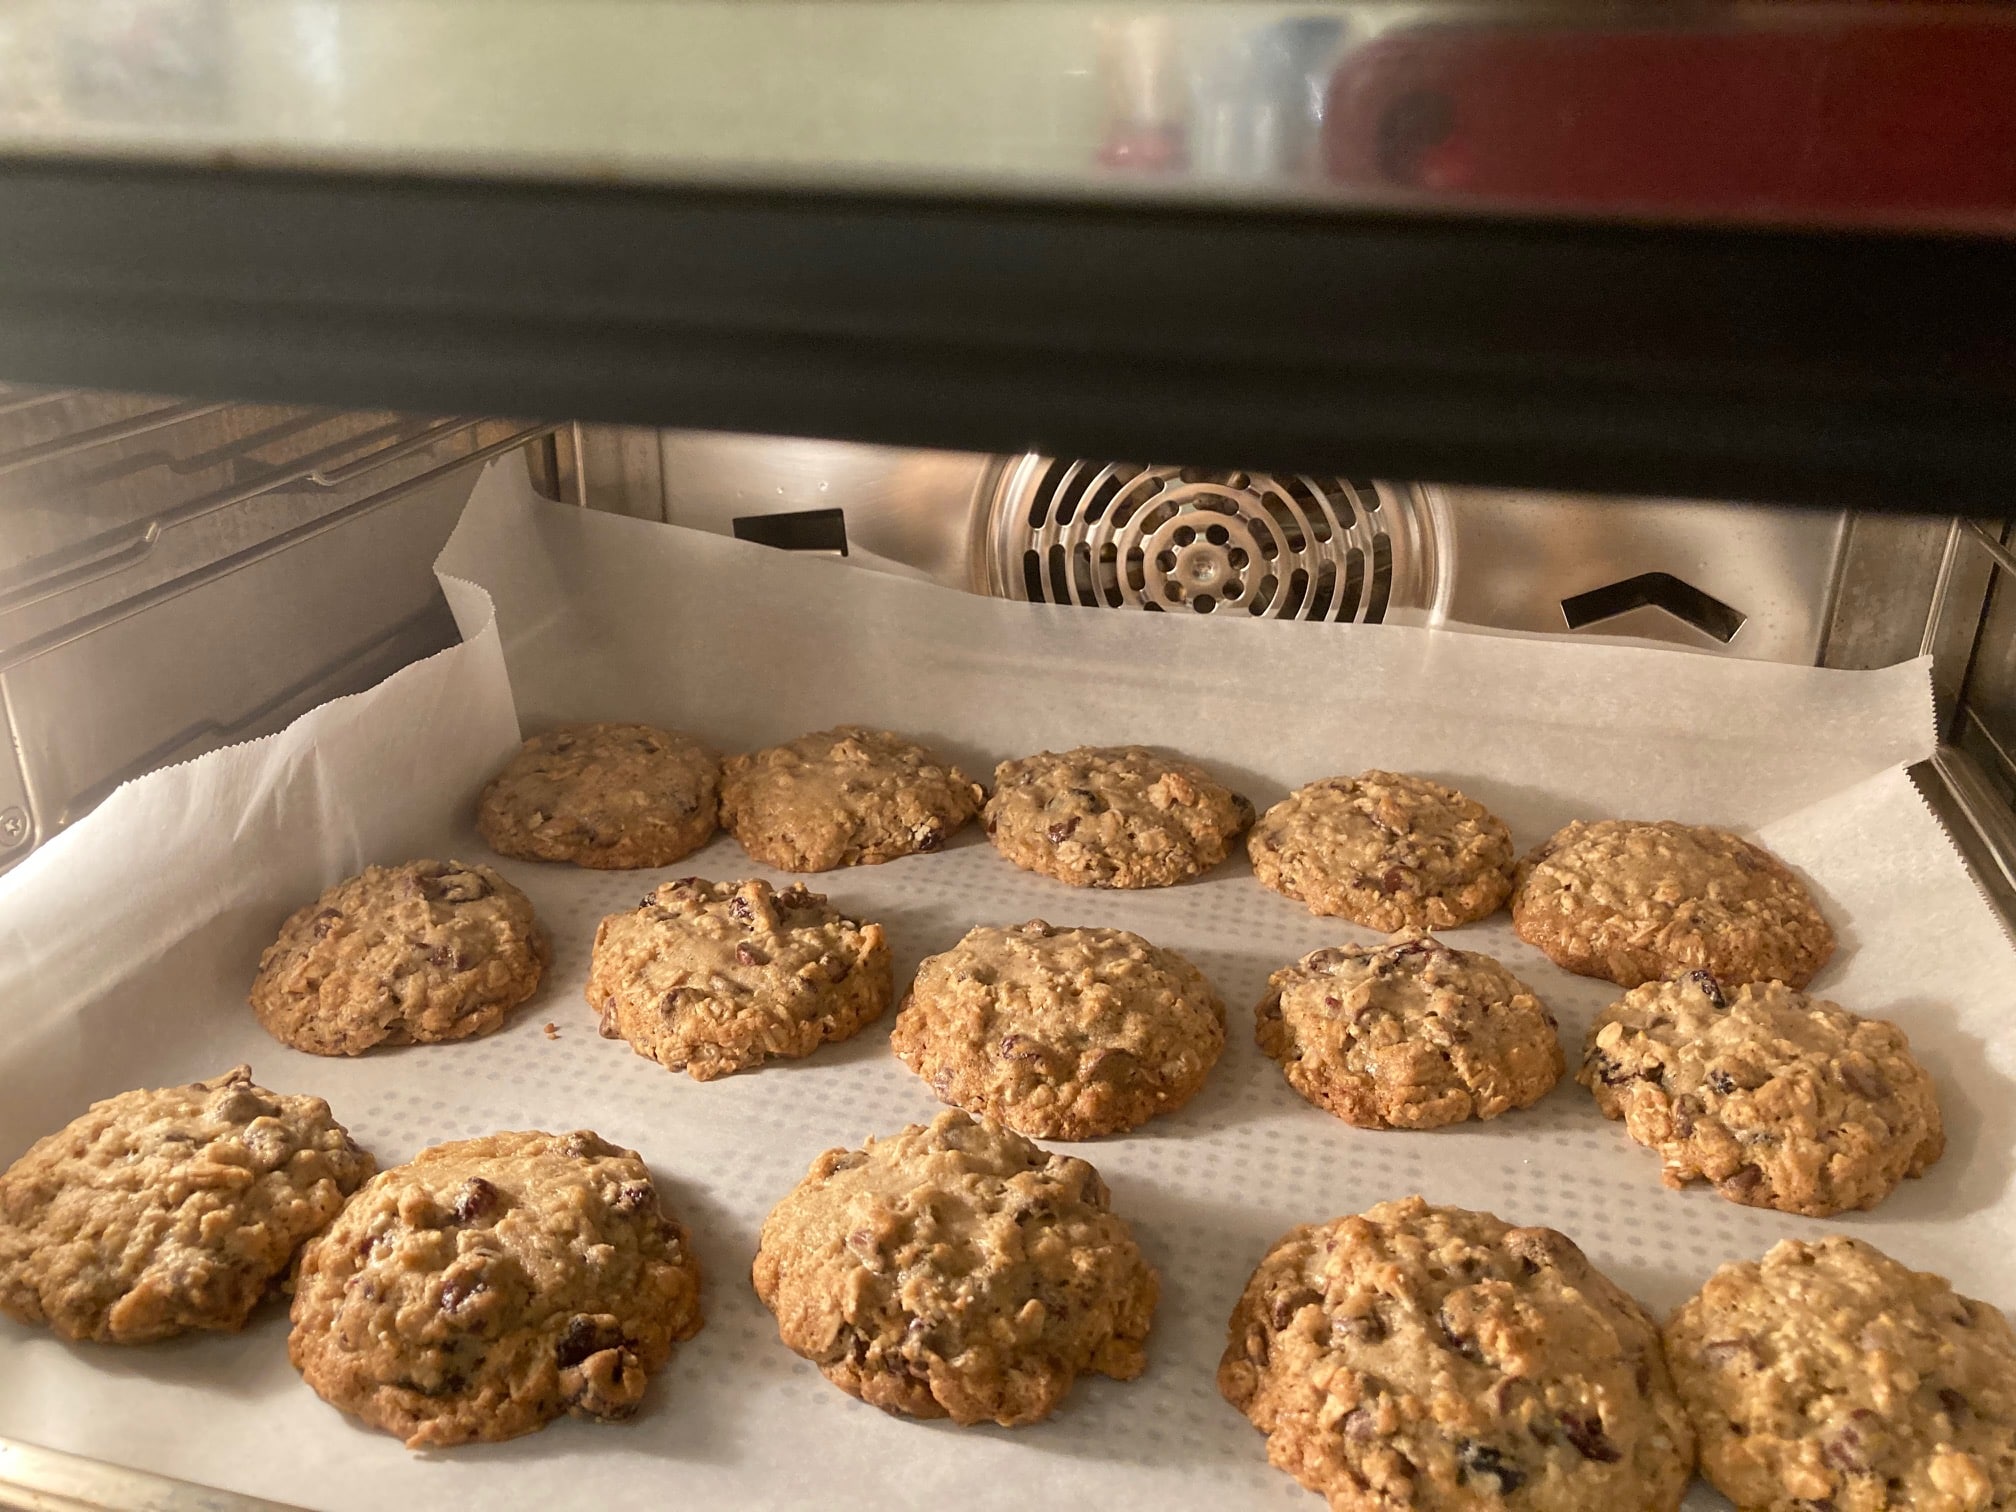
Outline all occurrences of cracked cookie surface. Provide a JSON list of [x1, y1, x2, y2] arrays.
[[250, 860, 548, 1055], [477, 722, 720, 869], [752, 1110, 1156, 1426], [984, 745, 1254, 888], [1667, 1236, 2016, 1512], [288, 1129, 702, 1448], [720, 725, 983, 871], [892, 920, 1224, 1138], [1256, 932, 1562, 1130], [1581, 974, 1943, 1216], [1219, 1196, 1694, 1512], [1512, 820, 1834, 988], [0, 1065, 373, 1343], [586, 876, 891, 1080], [1249, 771, 1514, 930]]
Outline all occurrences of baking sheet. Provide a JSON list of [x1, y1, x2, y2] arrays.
[[1, 456, 2009, 1512]]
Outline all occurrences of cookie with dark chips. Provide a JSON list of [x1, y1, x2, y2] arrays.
[[1512, 819, 1833, 988], [288, 1129, 702, 1448], [0, 1066, 373, 1343], [1220, 1196, 1695, 1512], [753, 1110, 1156, 1426], [476, 722, 720, 869], [1581, 973, 1943, 1216], [250, 860, 548, 1055]]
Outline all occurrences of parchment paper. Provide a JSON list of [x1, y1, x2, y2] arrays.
[[1, 456, 2008, 1512]]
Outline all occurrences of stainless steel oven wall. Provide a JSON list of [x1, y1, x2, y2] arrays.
[[0, 385, 549, 872]]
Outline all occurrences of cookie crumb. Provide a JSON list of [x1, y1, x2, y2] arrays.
[[543, 1022, 560, 1040]]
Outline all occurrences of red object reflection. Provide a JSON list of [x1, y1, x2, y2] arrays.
[[1324, 16, 2016, 228]]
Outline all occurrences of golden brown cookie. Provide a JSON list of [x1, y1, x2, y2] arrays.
[[752, 1110, 1157, 1426], [1249, 771, 1514, 930], [288, 1130, 702, 1448], [891, 920, 1224, 1139], [250, 859, 548, 1055], [983, 745, 1254, 888], [1220, 1197, 1695, 1512], [1667, 1236, 2016, 1512], [476, 722, 720, 869], [719, 725, 983, 871], [586, 876, 891, 1080], [1256, 932, 1562, 1130], [1581, 973, 1943, 1216], [0, 1066, 373, 1343], [1511, 819, 1834, 988]]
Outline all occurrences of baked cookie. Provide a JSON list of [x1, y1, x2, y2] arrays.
[[1512, 819, 1834, 989], [476, 722, 720, 869], [250, 859, 547, 1056], [1220, 1196, 1694, 1512], [719, 725, 983, 871], [587, 877, 891, 1080], [752, 1110, 1157, 1426], [1256, 932, 1562, 1130], [1581, 973, 1943, 1217], [1249, 771, 1514, 930], [0, 1066, 373, 1343], [289, 1129, 702, 1448], [1667, 1236, 2016, 1512], [984, 745, 1254, 889], [891, 920, 1224, 1139]]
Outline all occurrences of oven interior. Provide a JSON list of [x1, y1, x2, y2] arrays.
[[1, 388, 2009, 926]]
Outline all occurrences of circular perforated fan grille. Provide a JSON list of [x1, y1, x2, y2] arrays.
[[979, 457, 1447, 621]]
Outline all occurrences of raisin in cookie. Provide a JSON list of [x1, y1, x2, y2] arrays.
[[1512, 819, 1834, 989], [984, 745, 1254, 889], [1220, 1196, 1695, 1512], [1249, 771, 1514, 930], [250, 860, 547, 1056], [891, 920, 1224, 1139], [0, 1066, 373, 1343], [288, 1129, 702, 1448], [752, 1110, 1157, 1426], [1256, 932, 1562, 1130], [587, 877, 891, 1080], [719, 725, 982, 871], [476, 722, 720, 869], [1581, 973, 1943, 1217], [1667, 1236, 2016, 1512]]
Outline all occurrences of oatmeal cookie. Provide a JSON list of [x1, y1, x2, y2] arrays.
[[1581, 973, 1943, 1216], [1256, 932, 1562, 1130], [0, 1066, 373, 1343], [476, 722, 720, 869], [1249, 771, 1514, 930], [250, 859, 547, 1055], [984, 745, 1254, 888], [586, 876, 891, 1080], [1667, 1236, 2016, 1512], [288, 1129, 702, 1448], [1512, 819, 1834, 988], [752, 1110, 1157, 1426], [719, 725, 983, 871], [891, 920, 1224, 1139], [1220, 1196, 1694, 1511]]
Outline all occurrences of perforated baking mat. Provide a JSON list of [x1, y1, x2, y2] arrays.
[[0, 458, 2008, 1512]]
